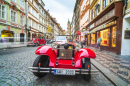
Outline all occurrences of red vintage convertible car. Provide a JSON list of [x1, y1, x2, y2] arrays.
[[27, 37, 45, 47], [29, 35, 97, 81]]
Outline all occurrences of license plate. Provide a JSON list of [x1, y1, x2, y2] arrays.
[[54, 69, 75, 75]]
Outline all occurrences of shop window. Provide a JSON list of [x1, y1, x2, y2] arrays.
[[88, 34, 90, 44], [91, 34, 95, 44], [97, 32, 99, 41], [0, 4, 6, 19], [100, 29, 110, 46], [112, 26, 116, 47], [11, 10, 17, 23]]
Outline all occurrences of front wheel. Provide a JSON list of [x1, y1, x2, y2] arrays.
[[84, 58, 91, 81], [33, 55, 49, 78]]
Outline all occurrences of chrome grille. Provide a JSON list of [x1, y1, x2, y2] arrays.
[[59, 45, 73, 59]]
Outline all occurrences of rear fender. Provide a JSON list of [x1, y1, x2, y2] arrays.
[[35, 46, 57, 67], [74, 48, 96, 68]]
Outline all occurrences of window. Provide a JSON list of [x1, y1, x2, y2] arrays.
[[20, 15, 24, 25], [110, 0, 113, 2], [28, 6, 30, 12], [28, 19, 31, 26], [88, 34, 90, 44], [91, 9, 94, 20], [12, 0, 16, 2], [11, 10, 16, 23], [32, 21, 34, 28], [36, 23, 38, 29], [112, 26, 116, 47], [91, 34, 95, 44], [100, 29, 110, 46], [86, 11, 89, 21], [95, 4, 100, 16], [95, 6, 97, 17], [103, 0, 106, 9], [0, 4, 6, 19], [20, 0, 24, 7]]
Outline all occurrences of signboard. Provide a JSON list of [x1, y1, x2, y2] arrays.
[[49, 27, 51, 33], [77, 31, 81, 35], [48, 25, 49, 33], [124, 30, 130, 39], [95, 9, 115, 26]]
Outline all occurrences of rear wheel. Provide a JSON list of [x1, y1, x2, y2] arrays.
[[33, 55, 49, 78], [84, 58, 91, 81], [27, 44, 29, 47], [35, 43, 38, 46]]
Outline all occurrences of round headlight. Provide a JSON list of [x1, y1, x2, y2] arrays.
[[51, 43, 57, 48], [75, 43, 81, 50]]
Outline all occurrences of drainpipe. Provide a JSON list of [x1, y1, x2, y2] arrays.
[[25, 0, 28, 42], [123, 0, 127, 16]]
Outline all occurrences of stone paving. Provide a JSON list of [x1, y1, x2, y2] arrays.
[[86, 46, 130, 83], [0, 46, 114, 86]]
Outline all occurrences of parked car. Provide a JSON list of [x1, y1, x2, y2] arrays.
[[29, 35, 97, 81], [27, 38, 45, 47]]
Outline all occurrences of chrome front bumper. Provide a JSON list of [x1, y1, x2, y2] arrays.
[[28, 67, 99, 75]]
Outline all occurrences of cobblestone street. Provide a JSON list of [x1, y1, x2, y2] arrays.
[[0, 46, 114, 86]]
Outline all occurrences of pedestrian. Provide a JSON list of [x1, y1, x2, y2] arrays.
[[82, 37, 85, 47], [2, 37, 6, 43], [97, 36, 102, 51], [85, 37, 87, 46]]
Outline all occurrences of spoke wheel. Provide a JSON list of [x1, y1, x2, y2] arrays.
[[33, 55, 49, 78]]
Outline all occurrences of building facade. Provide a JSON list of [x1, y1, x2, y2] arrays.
[[0, 0, 26, 43], [121, 0, 130, 55], [27, 0, 40, 41], [85, 0, 124, 55], [73, 0, 81, 40], [37, 0, 46, 39], [80, 0, 89, 43]]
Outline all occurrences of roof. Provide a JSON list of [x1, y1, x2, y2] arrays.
[[68, 19, 70, 23]]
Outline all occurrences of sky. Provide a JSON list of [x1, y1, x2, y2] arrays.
[[43, 0, 76, 31]]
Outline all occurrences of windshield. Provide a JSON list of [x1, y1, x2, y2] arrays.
[[56, 35, 73, 42]]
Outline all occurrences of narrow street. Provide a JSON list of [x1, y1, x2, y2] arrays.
[[0, 45, 114, 86]]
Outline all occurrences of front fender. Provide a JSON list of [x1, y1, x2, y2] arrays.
[[35, 45, 56, 67], [74, 48, 96, 68]]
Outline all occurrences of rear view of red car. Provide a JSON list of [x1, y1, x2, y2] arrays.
[[27, 38, 45, 47]]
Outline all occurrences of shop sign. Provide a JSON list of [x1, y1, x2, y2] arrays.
[[90, 23, 94, 29], [7, 26, 10, 31], [105, 20, 116, 28], [95, 9, 115, 26]]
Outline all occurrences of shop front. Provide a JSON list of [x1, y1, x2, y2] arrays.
[[86, 2, 123, 54], [1, 30, 14, 42]]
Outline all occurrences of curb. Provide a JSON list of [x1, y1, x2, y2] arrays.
[[0, 45, 27, 50], [91, 59, 129, 86]]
